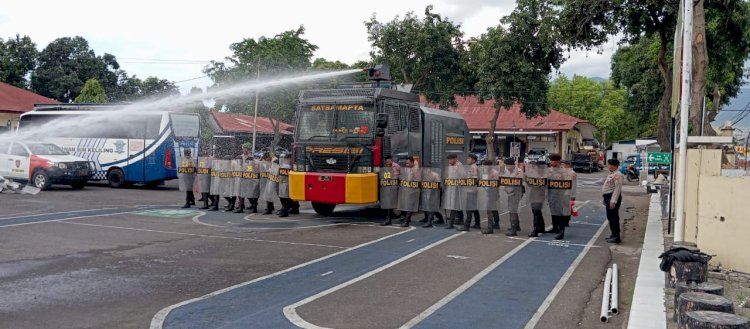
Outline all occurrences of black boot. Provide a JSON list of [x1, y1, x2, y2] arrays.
[[481, 217, 494, 234], [181, 202, 191, 209], [208, 196, 219, 211], [444, 212, 455, 229], [433, 212, 445, 224], [506, 213, 520, 236], [224, 200, 235, 212], [456, 214, 470, 231], [290, 202, 300, 215], [555, 228, 565, 240], [419, 212, 428, 223], [233, 204, 245, 213], [422, 213, 434, 228], [278, 207, 289, 218], [546, 216, 560, 233], [400, 213, 412, 227], [263, 202, 274, 215], [493, 211, 500, 230], [380, 217, 392, 226]]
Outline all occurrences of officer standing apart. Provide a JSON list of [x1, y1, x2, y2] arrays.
[[500, 158, 525, 236], [602, 159, 624, 243], [396, 156, 421, 227], [546, 154, 574, 240]]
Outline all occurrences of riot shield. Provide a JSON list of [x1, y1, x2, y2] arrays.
[[379, 166, 399, 210], [220, 160, 234, 198], [177, 156, 196, 192], [278, 158, 291, 199], [500, 165, 525, 213], [419, 168, 441, 213], [546, 166, 573, 216], [442, 164, 464, 211], [525, 162, 548, 208], [477, 165, 500, 211], [259, 160, 269, 202], [239, 159, 260, 199], [460, 164, 479, 211], [209, 159, 223, 196], [231, 159, 243, 197], [397, 166, 420, 212], [196, 157, 212, 194], [263, 161, 280, 204]]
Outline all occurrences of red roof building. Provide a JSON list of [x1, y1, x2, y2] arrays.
[[0, 82, 59, 132], [422, 95, 597, 159], [209, 111, 293, 135]]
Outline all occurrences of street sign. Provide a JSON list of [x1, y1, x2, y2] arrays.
[[510, 142, 521, 158], [647, 152, 672, 164]]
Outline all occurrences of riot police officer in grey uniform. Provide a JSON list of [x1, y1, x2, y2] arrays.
[[526, 160, 548, 237], [546, 154, 574, 240]]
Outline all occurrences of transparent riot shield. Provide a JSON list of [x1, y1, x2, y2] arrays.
[[263, 161, 280, 204], [397, 166, 421, 213], [442, 164, 464, 211], [259, 160, 269, 201], [209, 159, 223, 196], [177, 156, 196, 192], [499, 164, 525, 214], [219, 160, 233, 198], [419, 168, 441, 213], [477, 165, 500, 211], [460, 164, 479, 211], [379, 166, 399, 210], [278, 158, 291, 199], [546, 166, 573, 216], [196, 157, 212, 194], [525, 162, 548, 208], [239, 159, 260, 199], [231, 159, 243, 197]]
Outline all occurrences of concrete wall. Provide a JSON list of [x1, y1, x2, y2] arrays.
[[0, 112, 19, 131], [676, 148, 750, 272]]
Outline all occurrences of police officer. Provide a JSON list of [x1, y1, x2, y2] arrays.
[[462, 154, 481, 230], [233, 144, 254, 213], [196, 151, 213, 210], [179, 148, 196, 208], [261, 152, 277, 215], [396, 157, 420, 227], [479, 159, 501, 234], [443, 154, 464, 229], [277, 153, 293, 217], [501, 158, 525, 236], [546, 154, 574, 240], [380, 156, 401, 225], [419, 166, 442, 228], [603, 159, 624, 243], [526, 160, 548, 237]]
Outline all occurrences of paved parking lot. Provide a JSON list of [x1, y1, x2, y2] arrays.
[[0, 173, 645, 329]]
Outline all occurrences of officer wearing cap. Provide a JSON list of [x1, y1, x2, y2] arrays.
[[501, 157, 525, 236], [546, 153, 574, 240]]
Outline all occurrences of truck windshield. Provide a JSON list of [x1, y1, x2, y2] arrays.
[[296, 106, 374, 141], [27, 143, 68, 155]]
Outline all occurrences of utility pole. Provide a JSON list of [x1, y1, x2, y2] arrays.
[[674, 0, 693, 244], [252, 61, 260, 156]]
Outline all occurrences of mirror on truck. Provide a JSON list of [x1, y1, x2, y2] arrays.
[[376, 113, 388, 128]]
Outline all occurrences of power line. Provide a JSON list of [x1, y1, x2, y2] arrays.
[[118, 57, 213, 62]]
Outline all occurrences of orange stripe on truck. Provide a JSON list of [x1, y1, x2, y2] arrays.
[[289, 171, 378, 204]]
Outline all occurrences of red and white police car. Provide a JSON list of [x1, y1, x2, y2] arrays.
[[0, 140, 93, 190]]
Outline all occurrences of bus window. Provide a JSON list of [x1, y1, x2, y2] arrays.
[[170, 114, 199, 138]]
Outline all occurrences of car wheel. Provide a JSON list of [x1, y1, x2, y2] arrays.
[[71, 182, 86, 189], [107, 168, 126, 188], [32, 170, 51, 191], [311, 202, 336, 216]]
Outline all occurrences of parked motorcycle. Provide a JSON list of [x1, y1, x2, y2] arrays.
[[625, 165, 639, 182]]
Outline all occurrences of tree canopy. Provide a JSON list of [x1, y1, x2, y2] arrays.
[[0, 34, 37, 89], [74, 78, 108, 103]]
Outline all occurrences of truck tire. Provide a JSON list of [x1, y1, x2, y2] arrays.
[[70, 181, 86, 189], [107, 168, 126, 188], [311, 202, 336, 216], [32, 170, 51, 191]]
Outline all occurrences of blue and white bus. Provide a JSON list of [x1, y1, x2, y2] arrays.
[[17, 104, 200, 188]]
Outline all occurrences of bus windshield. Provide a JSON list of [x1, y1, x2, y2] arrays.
[[170, 113, 200, 138], [296, 105, 374, 141]]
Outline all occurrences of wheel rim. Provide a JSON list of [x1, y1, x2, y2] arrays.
[[34, 174, 46, 188]]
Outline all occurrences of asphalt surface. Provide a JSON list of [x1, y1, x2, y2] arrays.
[[0, 171, 643, 329]]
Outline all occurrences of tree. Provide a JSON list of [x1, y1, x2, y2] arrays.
[[474, 0, 564, 160], [547, 75, 631, 146], [141, 76, 180, 99], [204, 26, 319, 151], [0, 34, 38, 89], [366, 5, 468, 109], [610, 35, 663, 138], [74, 78, 108, 103], [31, 36, 120, 103]]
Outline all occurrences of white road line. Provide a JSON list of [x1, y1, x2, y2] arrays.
[[0, 207, 120, 221], [523, 220, 608, 329], [400, 238, 534, 329], [283, 232, 465, 329], [320, 271, 333, 277], [506, 236, 601, 248], [569, 221, 602, 226], [407, 239, 415, 243], [0, 211, 128, 228], [447, 255, 469, 260], [149, 227, 417, 329], [58, 221, 347, 249]]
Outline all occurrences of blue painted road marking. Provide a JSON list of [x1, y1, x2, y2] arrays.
[[411, 206, 605, 329], [159, 228, 457, 329]]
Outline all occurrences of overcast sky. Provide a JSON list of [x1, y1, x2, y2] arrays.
[[0, 0, 619, 93]]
